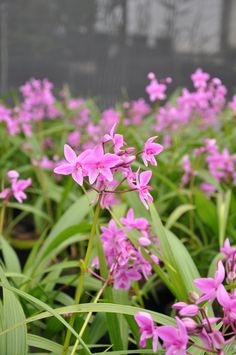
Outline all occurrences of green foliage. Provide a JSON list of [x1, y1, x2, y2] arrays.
[[0, 81, 236, 353]]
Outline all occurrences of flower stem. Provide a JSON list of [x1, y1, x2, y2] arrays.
[[70, 278, 109, 355], [0, 204, 6, 235], [62, 196, 101, 355]]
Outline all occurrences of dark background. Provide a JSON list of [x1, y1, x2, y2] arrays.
[[1, 0, 236, 106]]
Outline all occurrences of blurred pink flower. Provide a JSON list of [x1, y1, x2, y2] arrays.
[[0, 170, 31, 203], [142, 136, 163, 167]]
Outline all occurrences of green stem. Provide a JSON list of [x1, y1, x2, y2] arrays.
[[62, 196, 102, 355], [70, 278, 109, 355], [0, 204, 6, 235]]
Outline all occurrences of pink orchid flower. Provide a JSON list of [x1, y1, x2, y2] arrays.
[[114, 267, 141, 289], [134, 312, 159, 352], [135, 170, 153, 209], [142, 136, 163, 167], [191, 68, 210, 89], [103, 123, 125, 153], [220, 238, 236, 259], [158, 317, 188, 355], [194, 260, 225, 303], [54, 144, 90, 185], [120, 208, 149, 231], [217, 284, 236, 323], [0, 170, 31, 203], [82, 145, 121, 184], [146, 72, 167, 101]]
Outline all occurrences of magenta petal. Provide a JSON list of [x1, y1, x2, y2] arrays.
[[0, 188, 11, 199], [54, 163, 73, 175], [134, 312, 154, 329], [110, 122, 117, 137], [158, 325, 177, 343], [140, 170, 152, 186], [142, 154, 148, 167], [94, 145, 104, 159], [176, 317, 188, 339], [78, 149, 92, 161], [215, 260, 225, 285], [103, 153, 121, 167], [72, 171, 83, 185], [152, 329, 159, 352], [64, 144, 77, 163], [194, 277, 215, 292], [101, 168, 113, 181], [89, 169, 99, 184], [217, 284, 230, 307]]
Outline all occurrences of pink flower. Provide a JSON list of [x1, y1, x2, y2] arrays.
[[158, 317, 188, 355], [129, 98, 151, 124], [11, 178, 32, 203], [142, 136, 163, 167], [220, 238, 236, 259], [99, 215, 153, 289], [82, 145, 121, 184], [20, 78, 59, 121], [194, 260, 225, 303], [217, 284, 236, 323], [54, 144, 90, 185], [120, 208, 149, 231], [191, 68, 210, 89], [200, 182, 216, 197], [114, 267, 141, 289], [101, 108, 120, 129], [67, 131, 80, 147], [146, 73, 168, 101], [135, 170, 153, 209], [134, 312, 159, 352], [0, 170, 31, 203], [103, 123, 125, 153]]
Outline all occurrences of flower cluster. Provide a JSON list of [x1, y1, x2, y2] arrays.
[[135, 238, 236, 354], [135, 312, 188, 354], [146, 72, 171, 102], [93, 208, 159, 289], [0, 78, 59, 137], [155, 68, 227, 134], [54, 124, 163, 209], [0, 170, 31, 204], [180, 138, 236, 195], [20, 78, 59, 121], [123, 98, 151, 125]]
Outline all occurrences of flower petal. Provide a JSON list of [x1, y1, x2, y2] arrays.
[[140, 170, 152, 186], [54, 163, 74, 175], [64, 144, 77, 163]]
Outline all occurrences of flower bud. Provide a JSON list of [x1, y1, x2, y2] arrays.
[[179, 304, 199, 317], [138, 237, 151, 246], [188, 291, 199, 303], [182, 317, 198, 332]]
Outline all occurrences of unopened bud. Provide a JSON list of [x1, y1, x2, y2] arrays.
[[182, 317, 197, 332], [148, 72, 155, 80], [179, 304, 199, 317], [188, 291, 199, 303]]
